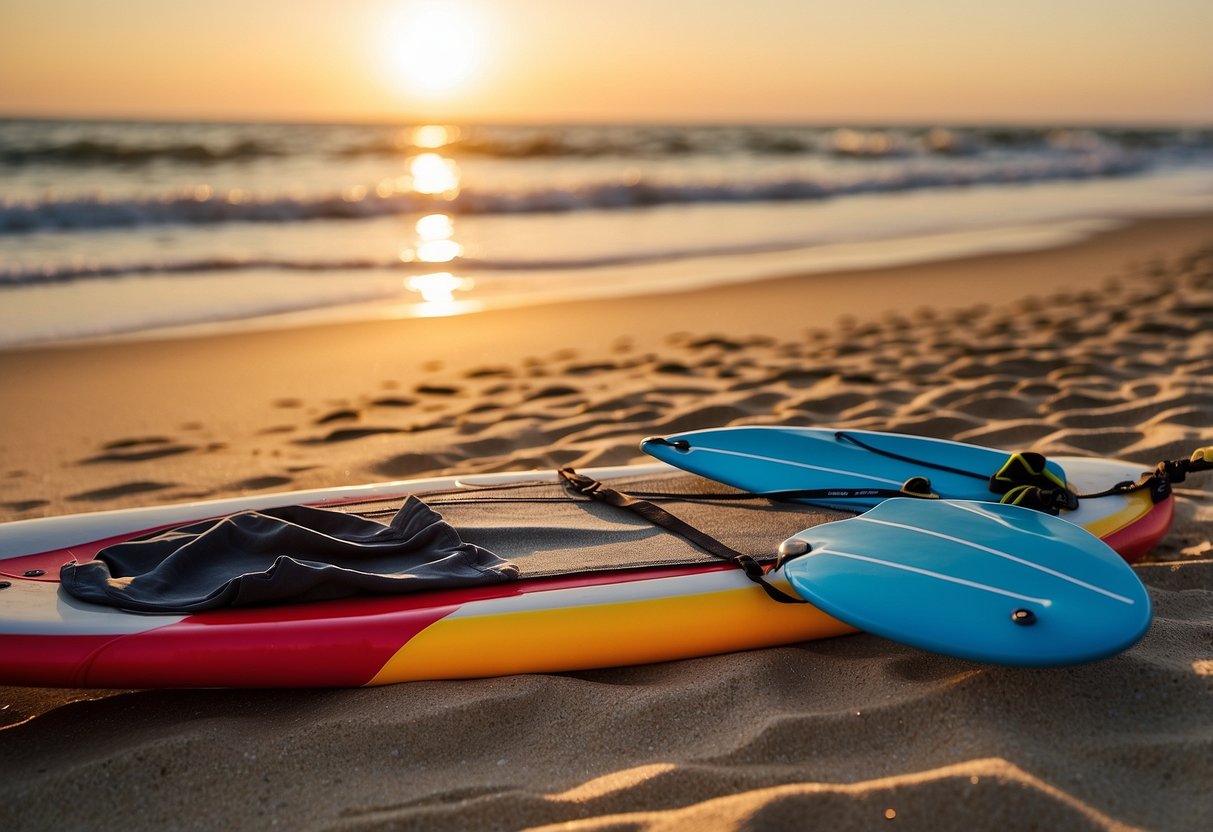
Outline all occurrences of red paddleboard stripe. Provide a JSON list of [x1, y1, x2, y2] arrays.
[[81, 605, 457, 688], [4, 565, 735, 688], [1102, 495, 1173, 563], [0, 634, 123, 687]]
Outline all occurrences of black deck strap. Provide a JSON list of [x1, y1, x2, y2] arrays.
[[1075, 447, 1212, 505], [630, 477, 938, 504], [1141, 447, 1212, 501], [1160, 446, 1213, 484], [557, 468, 806, 604], [835, 431, 988, 481], [1076, 472, 1158, 502]]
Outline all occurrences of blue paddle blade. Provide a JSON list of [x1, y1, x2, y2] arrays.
[[641, 426, 1068, 511], [780, 498, 1151, 666]]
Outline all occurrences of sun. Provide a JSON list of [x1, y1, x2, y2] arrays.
[[387, 1, 484, 98]]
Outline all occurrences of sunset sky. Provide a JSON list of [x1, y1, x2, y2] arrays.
[[1, 0, 1210, 124]]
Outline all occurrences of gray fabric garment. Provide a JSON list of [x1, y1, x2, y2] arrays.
[[60, 497, 518, 613]]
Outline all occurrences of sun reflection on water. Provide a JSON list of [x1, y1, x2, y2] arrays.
[[408, 152, 461, 197], [409, 124, 461, 149], [401, 211, 473, 316], [415, 213, 453, 238], [402, 212, 464, 264], [415, 210, 463, 262], [417, 238, 462, 262], [406, 272, 471, 303], [405, 272, 476, 316]]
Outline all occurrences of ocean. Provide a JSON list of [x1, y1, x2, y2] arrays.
[[2, 119, 1212, 347]]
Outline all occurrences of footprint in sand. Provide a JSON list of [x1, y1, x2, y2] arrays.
[[373, 452, 454, 479], [80, 438, 196, 465], [315, 408, 361, 425], [565, 362, 618, 376], [463, 367, 513, 379], [415, 384, 462, 396], [295, 427, 405, 445], [653, 361, 694, 375], [524, 385, 582, 402], [68, 481, 176, 502], [230, 475, 294, 491], [650, 405, 749, 435], [1, 499, 50, 513]]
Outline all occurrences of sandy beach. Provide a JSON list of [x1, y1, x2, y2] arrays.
[[1, 214, 1212, 831]]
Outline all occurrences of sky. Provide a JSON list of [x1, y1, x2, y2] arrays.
[[1, 0, 1211, 124]]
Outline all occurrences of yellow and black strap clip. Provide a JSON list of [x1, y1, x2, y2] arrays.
[[1149, 446, 1213, 502], [988, 452, 1078, 515]]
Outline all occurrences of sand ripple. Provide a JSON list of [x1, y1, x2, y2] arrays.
[[1, 245, 1211, 830]]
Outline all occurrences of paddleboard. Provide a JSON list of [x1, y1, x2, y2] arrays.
[[641, 427, 1172, 561], [0, 462, 1157, 688]]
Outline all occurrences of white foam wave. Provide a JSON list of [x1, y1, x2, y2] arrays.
[[0, 154, 1154, 234]]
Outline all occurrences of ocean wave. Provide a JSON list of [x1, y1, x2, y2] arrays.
[[252, 126, 1213, 161], [0, 153, 1155, 234], [0, 237, 830, 287], [0, 138, 286, 166], [4, 124, 1210, 167], [0, 256, 392, 286]]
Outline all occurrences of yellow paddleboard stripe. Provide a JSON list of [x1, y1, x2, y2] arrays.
[[1077, 488, 1154, 540], [368, 583, 853, 684]]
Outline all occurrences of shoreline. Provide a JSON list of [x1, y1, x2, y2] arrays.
[[0, 216, 1129, 352], [4, 202, 1212, 352], [4, 212, 1212, 357]]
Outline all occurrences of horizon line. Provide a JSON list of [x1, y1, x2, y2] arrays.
[[2, 111, 1212, 130]]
